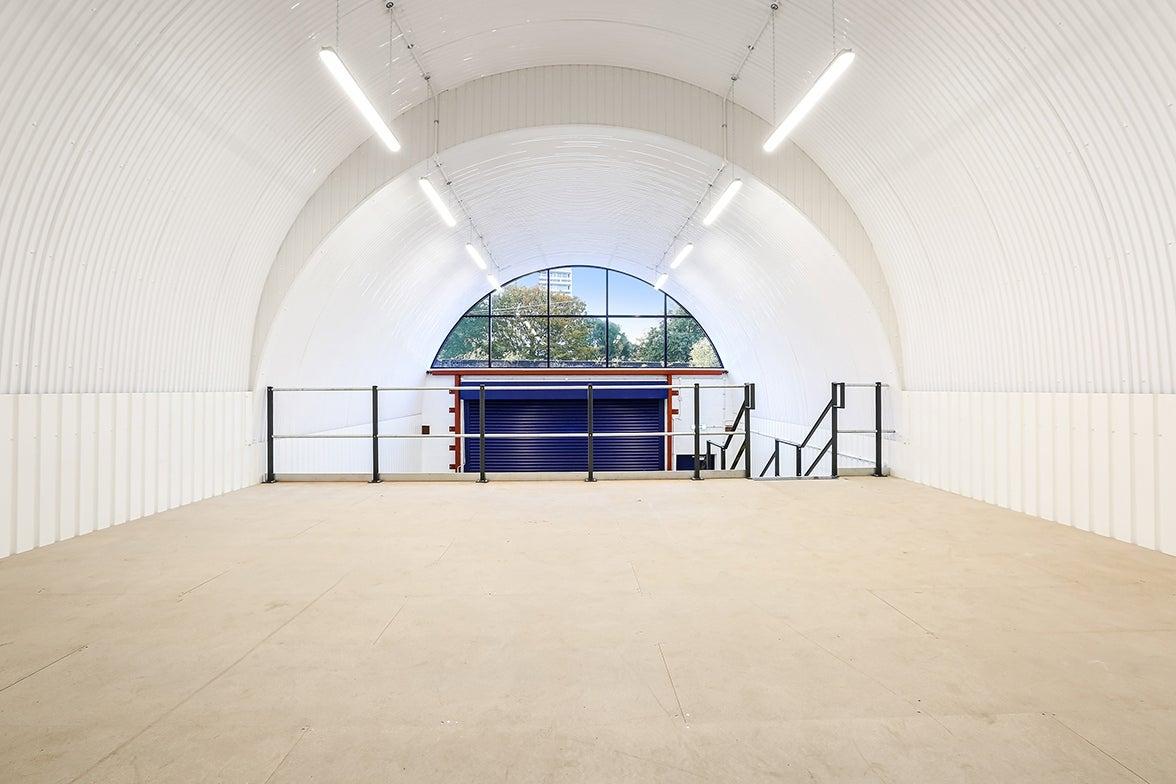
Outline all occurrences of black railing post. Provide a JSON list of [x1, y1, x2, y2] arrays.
[[773, 440, 781, 477], [692, 383, 701, 480], [586, 384, 596, 482], [830, 382, 839, 478], [478, 385, 487, 483], [743, 383, 754, 479], [370, 385, 381, 483], [794, 445, 802, 477], [265, 386, 275, 483], [874, 381, 883, 477]]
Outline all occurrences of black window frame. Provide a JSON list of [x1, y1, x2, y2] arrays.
[[431, 265, 723, 369]]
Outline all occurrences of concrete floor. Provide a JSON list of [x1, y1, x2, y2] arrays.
[[1, 478, 1175, 783]]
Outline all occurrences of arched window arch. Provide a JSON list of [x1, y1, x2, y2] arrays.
[[432, 266, 722, 369]]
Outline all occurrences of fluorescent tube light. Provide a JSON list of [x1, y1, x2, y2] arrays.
[[763, 50, 855, 153], [654, 273, 669, 290], [419, 177, 457, 228], [465, 243, 487, 270], [487, 274, 502, 291], [319, 47, 401, 153], [703, 179, 742, 226], [670, 243, 694, 270]]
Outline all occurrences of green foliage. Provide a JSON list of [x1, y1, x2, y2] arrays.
[[435, 277, 719, 367]]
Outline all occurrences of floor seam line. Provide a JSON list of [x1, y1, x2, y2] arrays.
[[65, 573, 348, 784], [0, 644, 87, 695], [262, 726, 310, 784], [657, 642, 688, 727], [1051, 715, 1153, 783]]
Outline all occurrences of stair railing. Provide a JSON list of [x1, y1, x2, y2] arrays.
[[757, 381, 892, 479]]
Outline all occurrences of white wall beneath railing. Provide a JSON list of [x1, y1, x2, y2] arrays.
[[0, 392, 258, 559], [892, 391, 1176, 556]]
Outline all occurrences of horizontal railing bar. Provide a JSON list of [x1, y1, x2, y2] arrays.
[[271, 387, 371, 392], [842, 382, 891, 388], [837, 429, 898, 434], [273, 384, 745, 393], [276, 430, 734, 441], [272, 434, 370, 439]]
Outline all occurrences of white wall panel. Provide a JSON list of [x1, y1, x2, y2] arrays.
[[0, 392, 258, 560], [1157, 395, 1176, 555], [894, 391, 1176, 555], [0, 396, 14, 558]]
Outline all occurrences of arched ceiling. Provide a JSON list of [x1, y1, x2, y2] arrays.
[[258, 127, 896, 424], [1, 1, 1173, 394]]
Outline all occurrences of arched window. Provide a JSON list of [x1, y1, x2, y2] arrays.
[[432, 267, 722, 369]]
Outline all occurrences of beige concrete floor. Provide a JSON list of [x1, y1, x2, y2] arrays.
[[1, 478, 1175, 783]]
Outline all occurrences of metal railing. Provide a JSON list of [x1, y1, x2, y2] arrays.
[[264, 382, 755, 483], [757, 381, 895, 479]]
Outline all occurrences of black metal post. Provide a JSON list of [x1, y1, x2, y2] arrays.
[[773, 440, 781, 477], [265, 386, 275, 483], [692, 383, 701, 480], [370, 385, 381, 483], [586, 384, 596, 482], [743, 383, 754, 479], [706, 441, 713, 471], [830, 382, 839, 478], [794, 445, 802, 477], [478, 385, 487, 483], [874, 381, 883, 477]]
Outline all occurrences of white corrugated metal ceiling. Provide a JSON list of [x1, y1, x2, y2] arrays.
[[1, 0, 1173, 394]]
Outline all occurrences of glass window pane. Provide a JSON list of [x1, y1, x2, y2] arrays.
[[549, 267, 605, 315], [465, 295, 489, 316], [666, 295, 689, 317], [550, 317, 605, 366], [435, 316, 488, 366], [608, 317, 664, 367], [491, 272, 547, 315], [667, 318, 720, 367], [491, 316, 548, 367], [608, 270, 665, 316]]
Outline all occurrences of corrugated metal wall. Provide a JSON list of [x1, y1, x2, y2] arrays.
[[255, 64, 899, 382], [893, 392, 1176, 555], [0, 392, 257, 558]]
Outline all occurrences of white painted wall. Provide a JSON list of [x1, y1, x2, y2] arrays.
[[892, 392, 1176, 556], [0, 392, 258, 559]]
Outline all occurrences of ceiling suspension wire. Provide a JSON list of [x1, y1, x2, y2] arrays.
[[336, 0, 341, 51], [652, 3, 776, 277], [392, 1, 501, 277]]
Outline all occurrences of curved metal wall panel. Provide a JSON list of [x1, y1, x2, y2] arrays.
[[255, 64, 898, 383], [256, 128, 898, 438], [2, 0, 1174, 397]]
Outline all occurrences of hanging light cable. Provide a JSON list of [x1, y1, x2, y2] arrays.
[[763, 0, 854, 153], [648, 6, 775, 287], [393, 4, 502, 286]]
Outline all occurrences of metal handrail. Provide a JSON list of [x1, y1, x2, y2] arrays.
[[272, 383, 745, 393], [755, 380, 888, 480], [275, 430, 733, 440], [265, 381, 756, 483]]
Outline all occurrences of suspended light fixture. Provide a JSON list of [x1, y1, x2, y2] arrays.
[[654, 273, 669, 290], [703, 179, 742, 227], [419, 177, 457, 227], [762, 49, 855, 153], [669, 243, 695, 270], [319, 48, 402, 152], [487, 274, 502, 291], [465, 243, 487, 270]]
